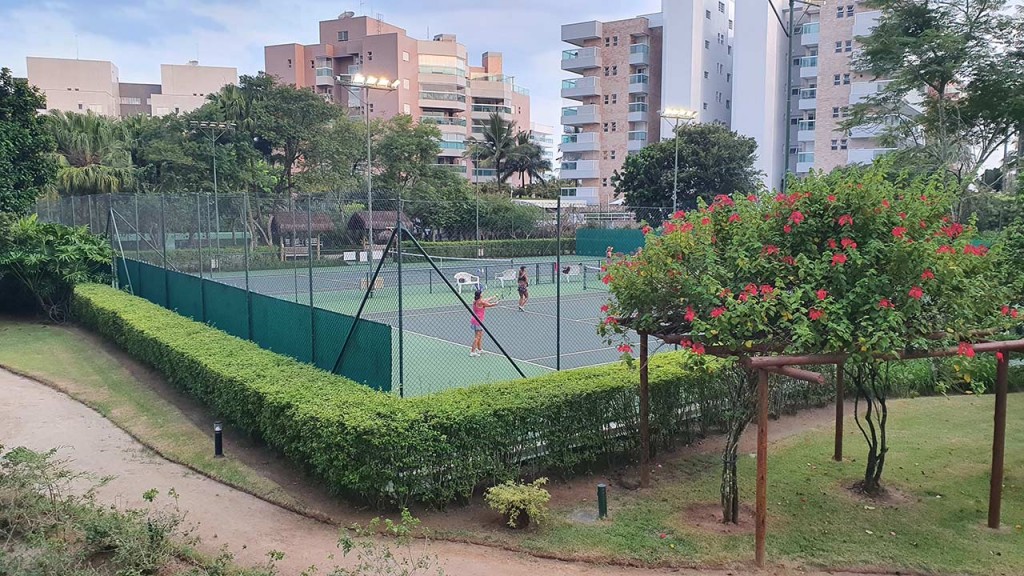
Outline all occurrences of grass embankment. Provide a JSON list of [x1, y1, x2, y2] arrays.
[[459, 394, 1024, 574], [0, 319, 306, 515]]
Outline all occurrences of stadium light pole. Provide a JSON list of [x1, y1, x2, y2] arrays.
[[659, 107, 697, 215], [189, 120, 235, 251], [337, 73, 401, 274]]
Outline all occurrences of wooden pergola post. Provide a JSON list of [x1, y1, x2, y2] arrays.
[[639, 332, 650, 488], [988, 350, 1009, 529], [834, 360, 845, 462], [755, 368, 769, 568]]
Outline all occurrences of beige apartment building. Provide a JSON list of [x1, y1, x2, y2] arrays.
[[731, 1, 901, 190], [560, 1, 736, 206], [265, 11, 531, 181], [26, 57, 238, 117]]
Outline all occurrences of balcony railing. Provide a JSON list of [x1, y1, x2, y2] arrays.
[[800, 88, 817, 99], [799, 56, 818, 68], [315, 67, 333, 77], [473, 168, 497, 177], [629, 43, 650, 54], [629, 73, 650, 85], [472, 104, 513, 114], [438, 141, 467, 150], [798, 120, 816, 131], [434, 164, 468, 173], [797, 152, 815, 163], [799, 23, 820, 34], [628, 102, 648, 113], [422, 117, 467, 126], [419, 91, 466, 103], [627, 131, 647, 141]]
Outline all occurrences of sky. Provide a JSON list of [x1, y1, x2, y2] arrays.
[[0, 0, 662, 131]]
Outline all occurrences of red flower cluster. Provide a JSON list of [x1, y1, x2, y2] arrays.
[[892, 226, 907, 239], [838, 214, 854, 226], [761, 285, 774, 295], [942, 223, 964, 239], [881, 199, 891, 208], [828, 239, 837, 249], [600, 304, 609, 313], [728, 213, 742, 224], [789, 210, 805, 225], [908, 286, 924, 300], [816, 289, 828, 300], [711, 307, 726, 318], [957, 342, 976, 359], [782, 255, 796, 266], [604, 316, 618, 325], [899, 212, 907, 220], [762, 245, 780, 256], [602, 274, 613, 284], [878, 298, 895, 309], [809, 308, 825, 321], [1001, 305, 1020, 319], [921, 269, 935, 281], [700, 217, 711, 226], [831, 253, 847, 266], [783, 224, 793, 234], [684, 306, 696, 323], [747, 194, 759, 202], [919, 220, 928, 229], [936, 245, 954, 255], [641, 225, 652, 235], [617, 344, 634, 354], [963, 244, 988, 256], [714, 194, 735, 207], [827, 194, 837, 202], [841, 238, 857, 250], [672, 210, 686, 219]]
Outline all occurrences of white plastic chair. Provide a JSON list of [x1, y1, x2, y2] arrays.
[[562, 264, 582, 282], [454, 272, 481, 294], [495, 269, 517, 287]]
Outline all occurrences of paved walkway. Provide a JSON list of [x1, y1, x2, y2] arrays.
[[0, 368, 874, 576]]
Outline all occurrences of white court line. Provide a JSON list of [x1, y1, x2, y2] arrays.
[[493, 304, 603, 326], [400, 329, 555, 372], [524, 346, 617, 362]]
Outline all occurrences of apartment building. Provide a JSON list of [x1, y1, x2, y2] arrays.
[[559, 1, 734, 206], [26, 57, 237, 118], [265, 12, 530, 182], [529, 122, 559, 179], [732, 2, 891, 190]]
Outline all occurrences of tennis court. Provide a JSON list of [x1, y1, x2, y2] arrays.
[[208, 253, 656, 396]]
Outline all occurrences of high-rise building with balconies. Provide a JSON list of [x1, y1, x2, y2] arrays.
[[559, 1, 734, 206], [265, 12, 531, 182], [731, 1, 906, 190]]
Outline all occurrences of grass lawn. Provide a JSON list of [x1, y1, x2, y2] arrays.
[[472, 394, 1024, 574], [0, 319, 308, 515]]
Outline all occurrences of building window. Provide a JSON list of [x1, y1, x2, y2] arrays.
[[832, 106, 841, 118], [403, 103, 411, 114], [845, 40, 853, 52], [726, 72, 732, 82], [836, 5, 845, 17], [610, 150, 616, 159], [612, 35, 618, 46], [719, 1, 726, 13], [611, 65, 617, 75], [602, 150, 609, 160], [843, 73, 851, 84], [611, 94, 617, 104], [833, 74, 841, 86], [847, 4, 855, 16], [403, 51, 410, 62], [726, 99, 731, 109], [704, 71, 709, 79], [728, 45, 732, 55], [705, 40, 710, 49], [604, 94, 609, 104], [842, 106, 850, 118], [603, 122, 609, 132], [611, 121, 617, 132], [729, 19, 733, 30], [602, 177, 609, 187], [840, 138, 849, 150], [603, 66, 610, 76], [367, 51, 373, 61], [368, 103, 374, 113], [792, 87, 800, 95], [338, 30, 348, 41], [706, 9, 711, 18], [604, 37, 610, 47], [310, 60, 315, 69], [287, 58, 292, 68], [77, 103, 83, 110], [791, 117, 799, 125], [790, 146, 798, 154], [403, 78, 410, 89], [831, 139, 839, 150], [703, 102, 708, 110], [793, 58, 801, 66], [835, 41, 843, 53]]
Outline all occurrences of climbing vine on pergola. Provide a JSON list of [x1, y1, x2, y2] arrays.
[[599, 164, 1020, 567]]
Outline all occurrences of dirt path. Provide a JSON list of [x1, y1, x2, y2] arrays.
[[0, 368, 873, 576]]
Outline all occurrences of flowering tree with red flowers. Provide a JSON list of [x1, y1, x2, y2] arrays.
[[599, 162, 1016, 516]]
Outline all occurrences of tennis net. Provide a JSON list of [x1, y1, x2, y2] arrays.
[[384, 250, 515, 271]]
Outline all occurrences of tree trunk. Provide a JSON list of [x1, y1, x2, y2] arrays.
[[852, 363, 889, 495], [721, 366, 757, 523]]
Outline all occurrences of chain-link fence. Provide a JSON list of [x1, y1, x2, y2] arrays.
[[38, 193, 673, 397]]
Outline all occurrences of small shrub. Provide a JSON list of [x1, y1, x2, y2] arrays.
[[484, 478, 551, 529]]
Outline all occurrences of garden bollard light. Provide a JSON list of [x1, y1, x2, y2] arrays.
[[214, 421, 224, 458], [597, 483, 608, 519]]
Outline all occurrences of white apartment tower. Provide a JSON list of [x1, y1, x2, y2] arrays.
[[732, 2, 893, 190], [559, 1, 734, 206]]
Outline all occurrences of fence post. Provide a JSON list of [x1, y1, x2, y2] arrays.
[[196, 193, 207, 322], [243, 194, 253, 340], [134, 193, 141, 260], [397, 204, 405, 398], [307, 195, 316, 364], [160, 194, 169, 307], [71, 195, 77, 227], [556, 193, 561, 371]]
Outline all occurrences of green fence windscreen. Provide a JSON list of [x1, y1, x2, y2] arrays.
[[137, 261, 168, 308], [203, 281, 251, 340], [575, 228, 645, 257], [250, 293, 313, 363], [314, 309, 391, 392], [165, 269, 204, 322]]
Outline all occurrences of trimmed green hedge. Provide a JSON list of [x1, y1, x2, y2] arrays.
[[72, 283, 832, 507], [403, 238, 576, 259]]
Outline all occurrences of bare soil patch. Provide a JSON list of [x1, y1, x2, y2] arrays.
[[682, 503, 757, 535], [843, 480, 915, 508]]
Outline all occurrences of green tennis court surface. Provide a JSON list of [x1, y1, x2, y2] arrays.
[[206, 255, 660, 396]]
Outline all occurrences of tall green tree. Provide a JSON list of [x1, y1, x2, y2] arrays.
[[0, 68, 55, 215], [506, 132, 551, 187], [45, 110, 134, 196], [846, 0, 1024, 203], [612, 123, 760, 224]]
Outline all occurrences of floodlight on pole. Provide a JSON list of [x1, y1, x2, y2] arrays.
[[659, 107, 698, 215], [188, 120, 235, 253], [336, 73, 401, 283]]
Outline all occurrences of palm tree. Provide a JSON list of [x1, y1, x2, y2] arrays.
[[464, 112, 517, 183], [45, 110, 134, 196], [506, 132, 552, 187]]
